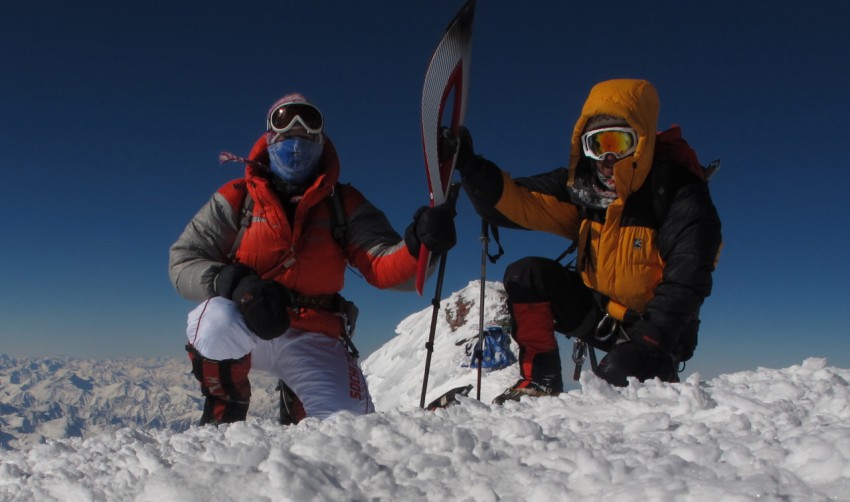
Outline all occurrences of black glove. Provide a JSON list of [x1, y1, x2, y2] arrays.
[[627, 321, 667, 352], [214, 263, 256, 299], [597, 339, 678, 387], [404, 204, 457, 258], [438, 126, 478, 177], [232, 276, 293, 340], [438, 127, 460, 164], [453, 126, 478, 177]]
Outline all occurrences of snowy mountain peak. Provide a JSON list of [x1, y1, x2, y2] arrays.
[[362, 280, 521, 410]]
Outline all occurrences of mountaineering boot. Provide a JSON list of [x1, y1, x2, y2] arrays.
[[200, 396, 249, 426], [186, 344, 252, 425], [493, 349, 563, 404], [427, 384, 473, 410], [492, 378, 560, 405]]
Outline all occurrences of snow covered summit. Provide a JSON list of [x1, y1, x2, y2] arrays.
[[362, 280, 520, 410]]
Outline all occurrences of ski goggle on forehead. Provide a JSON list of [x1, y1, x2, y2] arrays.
[[581, 127, 638, 161], [267, 102, 324, 135]]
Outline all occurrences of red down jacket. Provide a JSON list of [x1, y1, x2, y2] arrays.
[[169, 133, 419, 337]]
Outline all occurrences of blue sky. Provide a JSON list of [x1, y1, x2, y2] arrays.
[[2, 1, 849, 382]]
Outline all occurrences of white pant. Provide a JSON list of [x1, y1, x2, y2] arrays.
[[187, 297, 374, 419]]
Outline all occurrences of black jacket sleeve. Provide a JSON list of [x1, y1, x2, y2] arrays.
[[634, 175, 722, 353]]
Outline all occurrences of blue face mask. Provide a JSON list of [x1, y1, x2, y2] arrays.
[[268, 137, 324, 185]]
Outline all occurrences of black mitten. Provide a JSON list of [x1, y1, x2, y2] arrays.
[[404, 204, 457, 257], [596, 341, 676, 387], [453, 126, 479, 177], [231, 276, 294, 340], [214, 263, 256, 299], [438, 127, 460, 164]]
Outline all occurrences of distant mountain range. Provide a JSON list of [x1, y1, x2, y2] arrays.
[[1, 281, 514, 451], [0, 355, 281, 450]]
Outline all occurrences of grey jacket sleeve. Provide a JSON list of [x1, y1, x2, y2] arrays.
[[168, 192, 240, 301]]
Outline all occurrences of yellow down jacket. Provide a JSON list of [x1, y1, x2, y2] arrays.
[[462, 79, 722, 353]]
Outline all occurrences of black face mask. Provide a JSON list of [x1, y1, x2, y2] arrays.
[[568, 157, 617, 210]]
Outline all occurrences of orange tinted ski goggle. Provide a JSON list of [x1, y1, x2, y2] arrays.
[[581, 127, 637, 161]]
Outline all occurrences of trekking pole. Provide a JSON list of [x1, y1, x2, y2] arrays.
[[475, 219, 488, 400], [419, 183, 461, 408]]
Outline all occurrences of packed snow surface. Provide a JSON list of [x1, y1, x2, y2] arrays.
[[2, 282, 849, 500], [1, 358, 848, 501]]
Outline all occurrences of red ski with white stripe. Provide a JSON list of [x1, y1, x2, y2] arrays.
[[415, 0, 475, 295]]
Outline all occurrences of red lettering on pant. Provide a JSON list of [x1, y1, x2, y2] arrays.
[[512, 302, 557, 379], [348, 362, 362, 400]]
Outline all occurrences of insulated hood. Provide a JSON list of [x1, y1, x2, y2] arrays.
[[568, 79, 660, 197]]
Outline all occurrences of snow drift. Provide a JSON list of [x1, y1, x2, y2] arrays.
[[2, 359, 849, 500], [2, 281, 849, 500]]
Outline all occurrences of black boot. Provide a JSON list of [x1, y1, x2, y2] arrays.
[[493, 350, 563, 404], [199, 396, 249, 426]]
